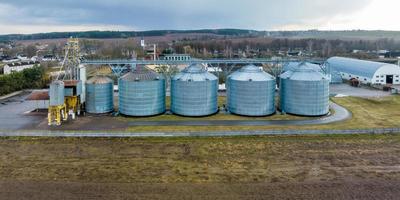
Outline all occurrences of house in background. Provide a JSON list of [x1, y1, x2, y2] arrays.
[[42, 54, 58, 61], [3, 61, 40, 74]]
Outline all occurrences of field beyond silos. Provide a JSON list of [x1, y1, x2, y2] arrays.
[[0, 134, 400, 199]]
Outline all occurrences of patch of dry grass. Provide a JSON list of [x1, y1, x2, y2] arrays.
[[0, 134, 400, 183], [125, 96, 400, 132]]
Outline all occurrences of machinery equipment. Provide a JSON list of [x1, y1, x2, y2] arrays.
[[48, 37, 84, 125]]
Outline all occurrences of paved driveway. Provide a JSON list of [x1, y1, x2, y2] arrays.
[[330, 84, 391, 97], [0, 92, 43, 130]]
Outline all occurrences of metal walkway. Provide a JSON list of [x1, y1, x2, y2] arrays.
[[81, 58, 325, 65], [81, 58, 328, 77]]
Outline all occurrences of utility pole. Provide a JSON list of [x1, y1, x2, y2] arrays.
[[140, 37, 157, 60], [153, 44, 157, 61]]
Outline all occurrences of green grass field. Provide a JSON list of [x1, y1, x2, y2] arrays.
[[125, 96, 400, 132]]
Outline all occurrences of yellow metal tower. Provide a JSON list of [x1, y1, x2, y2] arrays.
[[48, 37, 83, 125], [62, 37, 81, 80]]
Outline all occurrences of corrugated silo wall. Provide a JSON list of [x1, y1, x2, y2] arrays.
[[280, 79, 329, 116], [118, 79, 166, 116], [86, 82, 114, 114], [171, 79, 218, 116], [49, 82, 65, 106], [330, 71, 343, 84], [227, 79, 276, 116]]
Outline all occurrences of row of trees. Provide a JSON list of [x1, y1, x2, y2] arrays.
[[5, 36, 400, 61], [0, 66, 48, 96], [79, 38, 387, 59], [173, 38, 400, 58], [0, 29, 254, 41], [80, 39, 144, 59]]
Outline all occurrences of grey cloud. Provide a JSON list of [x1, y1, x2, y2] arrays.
[[0, 0, 373, 31]]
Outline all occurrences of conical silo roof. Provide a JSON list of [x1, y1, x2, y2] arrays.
[[229, 65, 275, 81], [172, 64, 217, 81], [86, 75, 113, 84], [121, 66, 164, 81], [280, 62, 328, 81]]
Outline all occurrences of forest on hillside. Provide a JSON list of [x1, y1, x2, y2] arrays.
[[1, 29, 400, 42]]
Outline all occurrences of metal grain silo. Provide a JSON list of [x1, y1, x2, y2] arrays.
[[49, 80, 65, 106], [279, 62, 330, 116], [227, 65, 276, 116], [118, 66, 165, 116], [330, 70, 343, 84], [171, 64, 218, 116], [283, 62, 323, 73], [85, 75, 114, 114]]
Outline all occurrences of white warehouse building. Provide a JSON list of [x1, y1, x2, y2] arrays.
[[327, 57, 400, 85], [3, 61, 40, 75]]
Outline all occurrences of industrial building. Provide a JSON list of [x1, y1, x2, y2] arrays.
[[327, 57, 400, 85], [280, 62, 330, 116], [171, 64, 218, 117], [63, 80, 83, 119], [227, 65, 276, 116], [46, 38, 85, 125], [160, 54, 191, 61]]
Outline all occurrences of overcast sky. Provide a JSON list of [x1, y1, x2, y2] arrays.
[[0, 0, 399, 34]]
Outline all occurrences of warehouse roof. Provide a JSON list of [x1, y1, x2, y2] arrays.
[[5, 61, 39, 67], [327, 57, 400, 79], [26, 90, 49, 101]]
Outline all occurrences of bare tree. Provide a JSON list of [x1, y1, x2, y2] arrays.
[[307, 40, 313, 53], [322, 41, 332, 58], [154, 65, 180, 89]]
